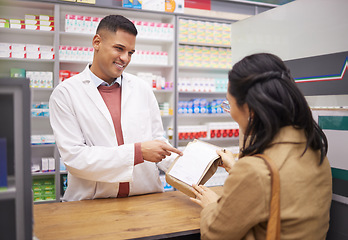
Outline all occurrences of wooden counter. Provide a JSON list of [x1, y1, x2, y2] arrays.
[[34, 187, 223, 240]]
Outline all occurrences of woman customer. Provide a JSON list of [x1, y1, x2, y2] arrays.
[[191, 53, 332, 239]]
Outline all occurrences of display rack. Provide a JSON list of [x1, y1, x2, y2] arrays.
[[0, 78, 32, 240]]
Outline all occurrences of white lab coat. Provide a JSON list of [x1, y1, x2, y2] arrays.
[[49, 65, 176, 201]]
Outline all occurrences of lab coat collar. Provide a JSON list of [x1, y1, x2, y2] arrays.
[[87, 64, 122, 87], [79, 64, 134, 134]]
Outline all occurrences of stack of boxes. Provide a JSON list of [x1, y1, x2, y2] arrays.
[[26, 71, 53, 88], [178, 122, 239, 141], [178, 99, 226, 115], [65, 14, 101, 34], [178, 77, 228, 92], [32, 102, 49, 117], [0, 43, 54, 60], [179, 19, 231, 46], [59, 45, 94, 62], [178, 45, 231, 69], [31, 135, 55, 145], [0, 14, 54, 31], [32, 177, 56, 202]]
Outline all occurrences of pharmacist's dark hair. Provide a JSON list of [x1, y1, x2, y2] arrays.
[[97, 15, 137, 36], [228, 53, 328, 164]]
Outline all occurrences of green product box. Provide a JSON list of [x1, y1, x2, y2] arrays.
[[43, 190, 55, 195], [0, 18, 9, 28], [32, 179, 42, 186], [33, 190, 43, 196], [42, 184, 54, 191], [44, 195, 56, 201], [42, 178, 54, 185], [10, 68, 26, 78], [33, 196, 45, 202]]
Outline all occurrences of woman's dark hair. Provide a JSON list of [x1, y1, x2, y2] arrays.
[[96, 15, 138, 36], [229, 53, 328, 164]]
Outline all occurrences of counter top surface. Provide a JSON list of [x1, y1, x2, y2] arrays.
[[34, 186, 223, 240]]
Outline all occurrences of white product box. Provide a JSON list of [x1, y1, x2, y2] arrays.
[[83, 16, 92, 33], [26, 51, 40, 59], [25, 14, 39, 20], [0, 42, 11, 51], [40, 51, 54, 60], [90, 17, 100, 34], [31, 135, 42, 144], [39, 15, 54, 21], [48, 158, 55, 172], [65, 14, 76, 32], [39, 20, 54, 26], [25, 19, 39, 25], [11, 43, 25, 52], [10, 23, 25, 29], [26, 44, 40, 52], [38, 25, 54, 31], [25, 24, 39, 30], [76, 15, 84, 32], [11, 51, 25, 59], [9, 19, 24, 24], [41, 158, 49, 172], [142, 0, 164, 11], [0, 50, 10, 58]]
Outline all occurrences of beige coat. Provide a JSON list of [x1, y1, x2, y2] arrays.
[[200, 126, 332, 240]]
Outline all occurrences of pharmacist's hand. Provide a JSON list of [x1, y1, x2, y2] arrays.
[[216, 149, 236, 172], [190, 184, 219, 208], [141, 140, 183, 163]]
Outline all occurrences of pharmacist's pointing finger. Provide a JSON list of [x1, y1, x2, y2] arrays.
[[163, 144, 183, 156]]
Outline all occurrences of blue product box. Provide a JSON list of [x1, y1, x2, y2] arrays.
[[122, 0, 133, 8], [132, 0, 142, 9], [0, 138, 8, 189]]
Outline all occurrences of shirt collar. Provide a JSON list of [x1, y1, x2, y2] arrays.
[[88, 65, 122, 87]]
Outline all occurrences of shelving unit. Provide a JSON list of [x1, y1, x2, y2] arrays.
[[0, 78, 32, 240], [176, 16, 238, 149], [0, 0, 272, 203]]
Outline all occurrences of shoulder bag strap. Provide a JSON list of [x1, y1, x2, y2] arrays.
[[255, 154, 281, 240]]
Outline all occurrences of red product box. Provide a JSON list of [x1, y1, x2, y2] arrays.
[[59, 70, 71, 82]]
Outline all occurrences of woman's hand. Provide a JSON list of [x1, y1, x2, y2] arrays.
[[216, 149, 237, 172], [190, 184, 220, 208]]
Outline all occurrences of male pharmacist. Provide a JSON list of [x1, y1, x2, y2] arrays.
[[49, 15, 182, 201]]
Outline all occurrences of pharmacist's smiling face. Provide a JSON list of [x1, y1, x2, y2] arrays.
[[92, 29, 136, 82]]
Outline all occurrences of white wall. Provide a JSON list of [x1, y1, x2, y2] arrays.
[[230, 0, 348, 64]]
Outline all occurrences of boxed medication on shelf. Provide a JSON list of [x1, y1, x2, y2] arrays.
[[178, 125, 208, 140], [206, 122, 239, 139], [10, 68, 26, 78], [0, 18, 9, 28], [31, 134, 55, 145], [41, 158, 49, 172]]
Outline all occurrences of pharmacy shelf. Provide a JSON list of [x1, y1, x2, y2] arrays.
[[178, 66, 230, 72], [32, 172, 56, 176], [0, 57, 55, 63], [59, 59, 173, 68], [30, 88, 54, 91], [176, 15, 234, 150], [178, 137, 239, 144], [60, 31, 173, 44], [0, 178, 16, 200], [31, 144, 56, 148], [0, 27, 54, 36], [178, 114, 230, 119], [178, 41, 231, 48], [153, 89, 174, 93], [178, 91, 226, 95]]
